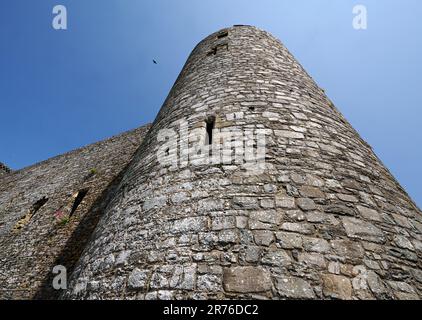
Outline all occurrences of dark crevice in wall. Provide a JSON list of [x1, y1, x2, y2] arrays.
[[207, 47, 217, 56], [0, 162, 12, 175], [33, 197, 49, 213], [13, 197, 48, 232], [70, 189, 89, 217], [33, 165, 131, 299], [217, 31, 228, 39], [207, 43, 228, 56], [205, 116, 215, 145]]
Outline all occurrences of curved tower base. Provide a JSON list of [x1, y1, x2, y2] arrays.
[[64, 26, 421, 300]]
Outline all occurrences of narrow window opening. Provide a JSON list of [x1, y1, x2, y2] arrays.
[[205, 117, 216, 145], [13, 197, 48, 232], [165, 148, 170, 156], [207, 43, 228, 56], [217, 31, 228, 39], [70, 189, 89, 217], [207, 47, 217, 56], [249, 106, 255, 111], [33, 197, 48, 213]]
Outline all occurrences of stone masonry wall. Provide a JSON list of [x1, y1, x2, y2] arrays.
[[0, 124, 150, 299], [63, 26, 421, 300], [0, 162, 11, 177]]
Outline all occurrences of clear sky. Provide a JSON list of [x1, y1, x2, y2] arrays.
[[0, 0, 420, 207]]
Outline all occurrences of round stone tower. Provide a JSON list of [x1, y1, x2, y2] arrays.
[[65, 26, 421, 300]]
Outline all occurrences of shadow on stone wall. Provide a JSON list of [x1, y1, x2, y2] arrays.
[[33, 165, 130, 300]]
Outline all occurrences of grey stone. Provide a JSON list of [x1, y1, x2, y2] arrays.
[[356, 205, 381, 222], [275, 130, 304, 139], [172, 217, 208, 234], [342, 217, 385, 244], [143, 195, 167, 211], [275, 196, 296, 208], [337, 194, 358, 203], [211, 216, 236, 231], [223, 267, 272, 293], [297, 198, 316, 211], [115, 250, 131, 266], [235, 216, 248, 229], [218, 230, 238, 244], [253, 230, 275, 246], [303, 237, 330, 253], [299, 186, 325, 199], [366, 271, 390, 298], [275, 276, 315, 299], [128, 268, 149, 290], [198, 199, 225, 212], [262, 249, 292, 266], [298, 252, 326, 268], [197, 274, 222, 292], [157, 290, 174, 300], [232, 197, 259, 209], [249, 210, 282, 226], [260, 199, 275, 208], [330, 240, 365, 260], [393, 235, 414, 251], [275, 231, 303, 249], [306, 211, 329, 223], [171, 192, 189, 204], [242, 245, 262, 262], [324, 204, 355, 216], [322, 274, 352, 300], [281, 222, 314, 235]]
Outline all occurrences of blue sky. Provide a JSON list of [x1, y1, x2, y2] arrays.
[[0, 0, 420, 207]]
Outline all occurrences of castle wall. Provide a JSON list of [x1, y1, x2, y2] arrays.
[[0, 124, 150, 299], [63, 26, 421, 300], [0, 162, 11, 177]]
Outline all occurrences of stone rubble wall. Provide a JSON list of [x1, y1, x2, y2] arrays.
[[0, 162, 11, 177], [63, 26, 421, 300], [0, 124, 151, 299]]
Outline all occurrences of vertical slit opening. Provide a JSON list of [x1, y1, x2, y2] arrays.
[[70, 189, 89, 217], [33, 197, 48, 213], [13, 197, 48, 231], [205, 117, 215, 145]]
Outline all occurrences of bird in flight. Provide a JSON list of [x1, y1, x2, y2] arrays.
[[153, 59, 158, 64]]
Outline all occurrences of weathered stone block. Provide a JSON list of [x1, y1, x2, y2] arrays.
[[303, 237, 330, 253], [297, 198, 316, 211], [275, 130, 304, 139], [275, 276, 315, 299], [322, 274, 352, 300], [356, 205, 381, 222], [262, 249, 292, 267], [275, 231, 303, 249], [281, 222, 314, 235], [330, 239, 365, 260], [324, 204, 355, 216], [253, 230, 275, 246], [298, 252, 326, 268], [249, 210, 282, 226], [342, 217, 385, 244], [172, 217, 208, 234], [197, 274, 222, 292], [232, 197, 259, 209], [275, 195, 296, 208], [128, 268, 149, 290], [211, 216, 236, 231], [223, 267, 272, 293], [299, 186, 325, 199]]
